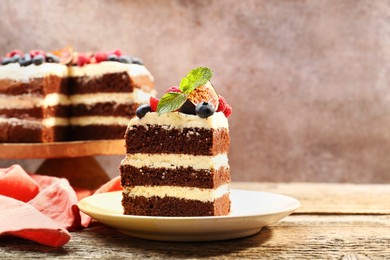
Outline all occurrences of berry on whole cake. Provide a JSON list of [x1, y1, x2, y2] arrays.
[[120, 67, 232, 216]]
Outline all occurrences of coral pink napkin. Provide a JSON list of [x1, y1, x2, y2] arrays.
[[0, 165, 121, 247]]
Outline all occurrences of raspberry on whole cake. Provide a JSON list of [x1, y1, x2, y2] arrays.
[[120, 67, 233, 216], [0, 50, 69, 143]]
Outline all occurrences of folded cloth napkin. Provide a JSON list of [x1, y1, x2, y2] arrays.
[[0, 165, 121, 247]]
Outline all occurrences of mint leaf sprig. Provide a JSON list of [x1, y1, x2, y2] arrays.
[[157, 67, 213, 115]]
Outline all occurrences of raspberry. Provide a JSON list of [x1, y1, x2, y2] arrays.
[[95, 52, 108, 63], [7, 50, 23, 58], [77, 54, 91, 66], [223, 104, 232, 118], [108, 49, 123, 57], [149, 96, 159, 112], [165, 86, 181, 93], [216, 95, 227, 112], [29, 50, 45, 58]]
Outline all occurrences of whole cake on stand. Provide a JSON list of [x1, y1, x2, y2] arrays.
[[120, 67, 233, 216]]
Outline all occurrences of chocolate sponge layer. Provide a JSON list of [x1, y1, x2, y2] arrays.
[[122, 192, 230, 217], [125, 125, 230, 155], [120, 164, 230, 189]]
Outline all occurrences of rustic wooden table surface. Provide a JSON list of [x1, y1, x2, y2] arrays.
[[1, 182, 389, 259]]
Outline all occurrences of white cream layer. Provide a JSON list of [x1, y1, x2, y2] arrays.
[[69, 88, 153, 105], [123, 184, 229, 203], [121, 153, 228, 170], [0, 93, 70, 109], [128, 111, 229, 130], [0, 117, 69, 127], [68, 61, 154, 81], [70, 116, 130, 126], [0, 63, 68, 82]]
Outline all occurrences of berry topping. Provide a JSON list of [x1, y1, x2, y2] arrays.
[[195, 102, 215, 118], [95, 52, 108, 63], [223, 104, 232, 118], [118, 55, 131, 64], [165, 86, 181, 93], [32, 54, 45, 65], [131, 57, 143, 65], [179, 99, 196, 115], [216, 95, 227, 112], [149, 97, 159, 112], [77, 53, 91, 66], [107, 54, 119, 62], [45, 53, 60, 63], [1, 57, 12, 65], [136, 104, 152, 119], [18, 54, 32, 66], [7, 50, 23, 58], [29, 50, 45, 58], [108, 49, 123, 57]]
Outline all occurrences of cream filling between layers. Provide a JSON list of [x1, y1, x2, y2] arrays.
[[0, 63, 68, 82], [0, 117, 69, 127], [123, 184, 229, 203], [0, 93, 70, 109], [128, 111, 229, 130], [69, 88, 153, 105], [121, 153, 228, 170], [68, 61, 154, 81], [70, 116, 130, 126]]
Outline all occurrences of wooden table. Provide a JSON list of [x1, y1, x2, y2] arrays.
[[1, 183, 389, 259]]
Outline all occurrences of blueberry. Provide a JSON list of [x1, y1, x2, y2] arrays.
[[107, 54, 118, 62], [131, 56, 143, 65], [136, 104, 151, 119], [32, 54, 45, 65], [179, 100, 196, 115], [18, 54, 32, 66], [1, 57, 12, 65], [45, 53, 60, 63], [195, 102, 215, 118], [10, 54, 21, 63], [118, 55, 131, 64]]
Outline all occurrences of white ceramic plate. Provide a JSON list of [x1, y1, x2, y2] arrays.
[[78, 189, 300, 241]]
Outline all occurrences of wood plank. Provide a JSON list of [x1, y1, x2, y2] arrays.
[[232, 182, 390, 214], [0, 215, 388, 259]]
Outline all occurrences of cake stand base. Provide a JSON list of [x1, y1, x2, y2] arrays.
[[36, 157, 111, 189]]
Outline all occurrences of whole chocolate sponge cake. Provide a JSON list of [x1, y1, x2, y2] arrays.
[[120, 67, 233, 216], [0, 48, 155, 143]]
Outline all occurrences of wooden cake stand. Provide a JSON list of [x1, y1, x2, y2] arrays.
[[0, 140, 125, 189]]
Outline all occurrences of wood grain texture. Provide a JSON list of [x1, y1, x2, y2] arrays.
[[233, 182, 390, 214], [0, 140, 125, 159], [0, 183, 388, 259]]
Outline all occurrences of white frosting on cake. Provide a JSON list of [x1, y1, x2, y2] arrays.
[[70, 116, 130, 126], [0, 93, 70, 109], [0, 63, 68, 82], [128, 111, 228, 130], [68, 61, 154, 81], [0, 117, 68, 127], [121, 153, 228, 170], [123, 184, 229, 202], [69, 88, 153, 105]]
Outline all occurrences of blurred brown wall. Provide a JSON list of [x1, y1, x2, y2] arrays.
[[1, 0, 389, 183]]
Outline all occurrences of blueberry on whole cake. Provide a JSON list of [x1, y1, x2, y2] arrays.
[[0, 50, 69, 143], [120, 67, 233, 216]]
